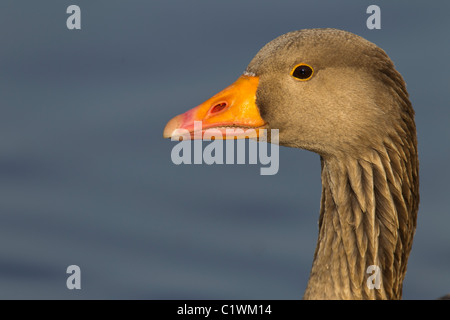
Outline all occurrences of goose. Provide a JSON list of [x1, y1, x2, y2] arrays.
[[163, 28, 419, 300]]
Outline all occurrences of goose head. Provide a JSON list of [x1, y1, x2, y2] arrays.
[[164, 28, 413, 159], [163, 28, 419, 300]]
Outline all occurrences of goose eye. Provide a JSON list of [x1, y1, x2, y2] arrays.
[[291, 64, 314, 81]]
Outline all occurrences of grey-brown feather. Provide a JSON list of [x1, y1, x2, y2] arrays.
[[246, 29, 419, 299]]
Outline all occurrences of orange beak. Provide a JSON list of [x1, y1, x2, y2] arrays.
[[163, 75, 266, 140]]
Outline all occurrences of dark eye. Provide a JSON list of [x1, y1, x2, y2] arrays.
[[291, 64, 314, 81]]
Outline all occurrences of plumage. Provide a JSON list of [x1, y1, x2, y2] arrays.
[[247, 29, 419, 299]]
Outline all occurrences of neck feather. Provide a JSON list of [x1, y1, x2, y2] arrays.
[[303, 135, 419, 299]]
